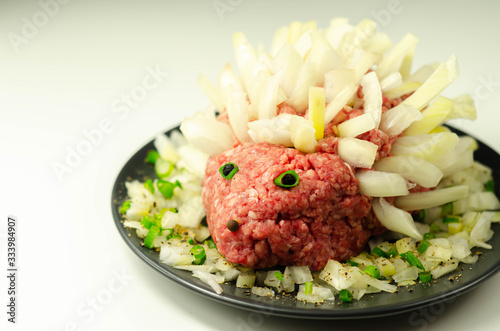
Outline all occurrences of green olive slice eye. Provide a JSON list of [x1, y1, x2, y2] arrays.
[[274, 170, 299, 188], [219, 162, 238, 179]]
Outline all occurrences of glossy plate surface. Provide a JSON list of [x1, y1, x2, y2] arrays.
[[111, 125, 500, 319]]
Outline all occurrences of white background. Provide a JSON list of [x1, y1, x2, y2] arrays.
[[1, 0, 500, 330]]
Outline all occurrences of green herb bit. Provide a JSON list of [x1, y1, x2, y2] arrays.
[[219, 162, 239, 179], [205, 239, 217, 249], [157, 180, 181, 199], [423, 232, 436, 240], [419, 271, 432, 283], [140, 215, 155, 230], [485, 180, 495, 192], [363, 265, 381, 279], [387, 246, 399, 258], [145, 150, 160, 164], [274, 170, 300, 188], [429, 223, 440, 233], [414, 209, 426, 223], [187, 237, 195, 245], [119, 200, 132, 214], [162, 228, 173, 238], [274, 271, 284, 282], [144, 179, 155, 194], [371, 246, 388, 258], [443, 216, 460, 224], [166, 232, 181, 240], [144, 225, 160, 249], [417, 240, 431, 254], [190, 245, 207, 265], [441, 202, 453, 217], [346, 259, 358, 267], [304, 281, 313, 295], [155, 159, 175, 179], [339, 289, 353, 303], [400, 251, 425, 271]]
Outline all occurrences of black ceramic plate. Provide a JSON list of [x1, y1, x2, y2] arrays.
[[111, 125, 500, 319]]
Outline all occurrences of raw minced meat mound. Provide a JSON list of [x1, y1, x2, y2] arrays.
[[202, 142, 386, 271]]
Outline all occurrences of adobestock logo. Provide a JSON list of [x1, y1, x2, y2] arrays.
[[7, 0, 72, 53]]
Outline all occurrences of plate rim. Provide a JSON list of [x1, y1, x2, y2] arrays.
[[111, 124, 500, 319]]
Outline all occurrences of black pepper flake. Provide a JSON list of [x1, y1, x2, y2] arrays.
[[227, 220, 239, 232]]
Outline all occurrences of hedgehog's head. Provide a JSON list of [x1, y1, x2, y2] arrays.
[[201, 142, 382, 270]]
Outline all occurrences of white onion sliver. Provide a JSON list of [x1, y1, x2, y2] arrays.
[[337, 138, 378, 168], [376, 33, 418, 80], [180, 113, 233, 156], [380, 72, 403, 92], [356, 170, 409, 197], [360, 71, 383, 128], [401, 54, 459, 112], [192, 270, 223, 294], [324, 84, 357, 124], [394, 185, 469, 211], [226, 91, 251, 143], [337, 113, 375, 138], [324, 69, 356, 103], [379, 103, 423, 137], [373, 155, 443, 188], [287, 63, 316, 113], [372, 197, 422, 239]]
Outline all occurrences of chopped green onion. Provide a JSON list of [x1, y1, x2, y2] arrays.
[[339, 289, 353, 303], [145, 150, 160, 164], [485, 180, 494, 192], [119, 200, 131, 214], [414, 209, 426, 223], [346, 259, 358, 267], [166, 232, 181, 240], [187, 237, 195, 245], [371, 246, 388, 258], [274, 271, 284, 282], [304, 281, 313, 295], [387, 246, 399, 258], [363, 265, 381, 279], [274, 170, 300, 188], [157, 180, 181, 199], [443, 216, 459, 224], [205, 238, 217, 249], [441, 202, 453, 217], [144, 225, 160, 249], [144, 179, 155, 194], [423, 232, 436, 240], [141, 215, 155, 230], [429, 223, 440, 233], [190, 245, 207, 265], [417, 240, 431, 254], [162, 228, 173, 238], [162, 207, 178, 214], [400, 251, 425, 271], [419, 271, 432, 283], [219, 162, 239, 179], [155, 159, 175, 179]]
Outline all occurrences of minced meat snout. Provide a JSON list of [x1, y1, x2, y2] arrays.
[[202, 142, 386, 271]]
